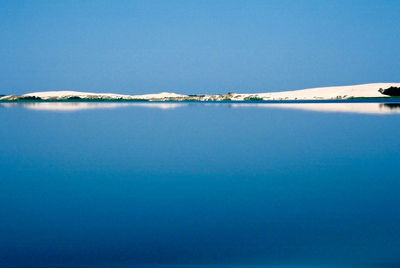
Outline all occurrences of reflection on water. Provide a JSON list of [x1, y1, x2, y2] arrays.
[[2, 101, 400, 114], [383, 103, 400, 110], [0, 102, 187, 111], [231, 102, 400, 114]]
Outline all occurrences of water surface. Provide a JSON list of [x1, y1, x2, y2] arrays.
[[1, 102, 399, 268]]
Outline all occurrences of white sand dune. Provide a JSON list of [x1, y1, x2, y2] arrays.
[[132, 92, 187, 99], [1, 83, 399, 101], [23, 91, 130, 99], [235, 83, 400, 100], [21, 91, 186, 100]]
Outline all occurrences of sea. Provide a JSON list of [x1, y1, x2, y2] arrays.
[[0, 101, 399, 268]]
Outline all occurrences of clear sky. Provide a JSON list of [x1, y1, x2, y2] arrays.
[[1, 0, 399, 94]]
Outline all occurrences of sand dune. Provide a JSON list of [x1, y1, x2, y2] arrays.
[[235, 83, 400, 100], [1, 83, 400, 101]]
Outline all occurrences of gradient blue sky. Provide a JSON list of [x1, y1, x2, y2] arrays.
[[1, 0, 399, 94]]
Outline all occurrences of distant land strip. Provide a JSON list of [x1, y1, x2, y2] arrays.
[[1, 83, 400, 102]]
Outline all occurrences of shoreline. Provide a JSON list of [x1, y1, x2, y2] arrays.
[[1, 97, 400, 104], [2, 100, 400, 114], [1, 83, 400, 102]]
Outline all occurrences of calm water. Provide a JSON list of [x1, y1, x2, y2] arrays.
[[0, 102, 400, 268]]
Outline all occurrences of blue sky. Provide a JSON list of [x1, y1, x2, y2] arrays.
[[1, 0, 399, 94]]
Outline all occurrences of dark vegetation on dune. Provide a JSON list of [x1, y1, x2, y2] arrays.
[[244, 96, 264, 101], [188, 94, 206, 97], [19, 96, 42, 100], [379, 87, 400, 96]]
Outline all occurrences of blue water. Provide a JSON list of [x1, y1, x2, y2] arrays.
[[0, 102, 399, 268]]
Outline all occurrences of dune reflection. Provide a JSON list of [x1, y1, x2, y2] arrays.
[[2, 102, 400, 114], [230, 103, 400, 115], [1, 102, 187, 111]]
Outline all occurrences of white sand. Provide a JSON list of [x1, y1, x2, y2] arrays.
[[21, 91, 187, 100], [234, 83, 400, 100], [132, 92, 187, 99], [23, 91, 131, 99], [1, 82, 399, 101]]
